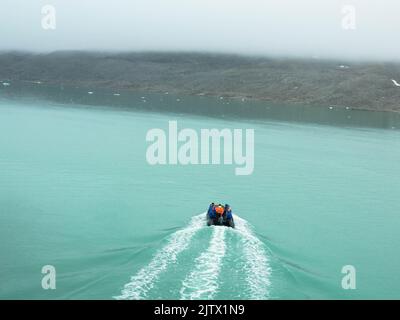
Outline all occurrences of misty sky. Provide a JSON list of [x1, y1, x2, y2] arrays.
[[1, 0, 399, 60]]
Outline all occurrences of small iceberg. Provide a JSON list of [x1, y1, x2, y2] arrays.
[[88, 91, 94, 95], [2, 82, 10, 86], [113, 93, 121, 96], [391, 79, 400, 87]]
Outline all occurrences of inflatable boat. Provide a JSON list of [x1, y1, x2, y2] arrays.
[[206, 203, 235, 228]]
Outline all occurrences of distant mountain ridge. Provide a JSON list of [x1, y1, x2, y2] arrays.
[[1, 51, 399, 112]]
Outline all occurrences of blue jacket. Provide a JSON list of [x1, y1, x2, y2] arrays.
[[207, 204, 216, 219], [225, 209, 233, 220]]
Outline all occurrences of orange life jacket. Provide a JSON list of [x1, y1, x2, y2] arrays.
[[215, 206, 224, 215]]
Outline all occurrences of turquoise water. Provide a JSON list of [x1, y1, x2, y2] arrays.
[[1, 94, 400, 299]]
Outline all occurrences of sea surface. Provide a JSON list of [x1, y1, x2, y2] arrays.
[[1, 84, 400, 299]]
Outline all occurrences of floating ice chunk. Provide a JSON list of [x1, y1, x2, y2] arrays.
[[113, 93, 121, 96], [88, 91, 94, 95], [391, 79, 400, 87], [2, 82, 10, 86], [176, 98, 181, 102], [339, 65, 350, 69], [329, 106, 334, 110]]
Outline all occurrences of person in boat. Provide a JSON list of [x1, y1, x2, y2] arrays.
[[207, 203, 216, 220], [223, 204, 235, 228], [207, 203, 223, 225]]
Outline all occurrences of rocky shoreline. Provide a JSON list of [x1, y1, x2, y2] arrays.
[[1, 51, 400, 113]]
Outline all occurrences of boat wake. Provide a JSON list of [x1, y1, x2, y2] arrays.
[[114, 214, 205, 300], [180, 226, 226, 300], [235, 216, 272, 299], [115, 213, 271, 300]]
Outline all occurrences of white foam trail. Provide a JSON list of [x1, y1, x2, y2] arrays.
[[115, 213, 205, 300], [180, 226, 226, 300], [234, 216, 271, 299]]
